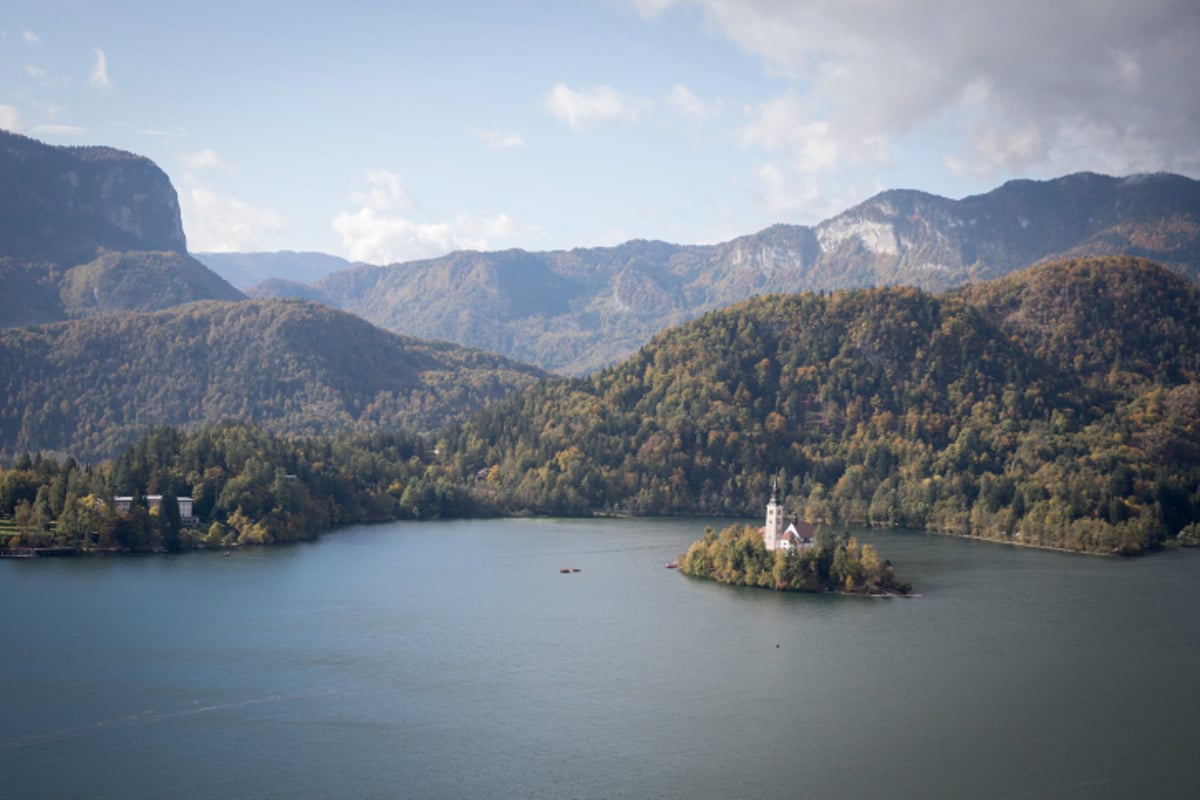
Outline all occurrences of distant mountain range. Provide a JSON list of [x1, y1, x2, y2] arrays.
[[232, 171, 1200, 374], [194, 250, 357, 290], [0, 130, 243, 328]]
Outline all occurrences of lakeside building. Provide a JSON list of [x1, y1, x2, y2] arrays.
[[113, 495, 196, 524]]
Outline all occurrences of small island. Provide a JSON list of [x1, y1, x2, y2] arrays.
[[679, 482, 910, 595]]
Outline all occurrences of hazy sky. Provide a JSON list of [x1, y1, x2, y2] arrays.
[[3, 1, 1197, 263]]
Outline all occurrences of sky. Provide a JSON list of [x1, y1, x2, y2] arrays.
[[3, 0, 1198, 265]]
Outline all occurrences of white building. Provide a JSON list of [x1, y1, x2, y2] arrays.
[[114, 495, 195, 522], [761, 480, 815, 552]]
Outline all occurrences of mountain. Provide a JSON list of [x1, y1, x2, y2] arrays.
[[194, 250, 355, 290], [249, 172, 1200, 375], [0, 298, 546, 461], [0, 130, 243, 327], [433, 256, 1200, 554]]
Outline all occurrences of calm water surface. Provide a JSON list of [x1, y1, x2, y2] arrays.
[[2, 518, 1198, 799]]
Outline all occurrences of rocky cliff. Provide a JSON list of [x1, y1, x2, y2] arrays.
[[0, 130, 242, 327]]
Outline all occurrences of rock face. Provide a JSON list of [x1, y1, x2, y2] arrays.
[[0, 130, 186, 260], [278, 171, 1200, 375], [0, 131, 242, 327]]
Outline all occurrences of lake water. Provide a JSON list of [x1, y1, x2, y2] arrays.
[[2, 518, 1198, 799]]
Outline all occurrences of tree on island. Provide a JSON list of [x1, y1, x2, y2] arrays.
[[680, 524, 910, 595]]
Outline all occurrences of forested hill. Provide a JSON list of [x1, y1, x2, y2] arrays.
[[246, 171, 1200, 375], [0, 131, 243, 328], [436, 256, 1200, 555], [0, 299, 546, 461], [958, 256, 1200, 390]]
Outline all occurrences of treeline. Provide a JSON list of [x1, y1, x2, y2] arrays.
[[680, 524, 909, 594], [433, 258, 1200, 555], [0, 421, 478, 552]]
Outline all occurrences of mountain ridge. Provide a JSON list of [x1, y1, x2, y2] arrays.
[[244, 171, 1200, 374]]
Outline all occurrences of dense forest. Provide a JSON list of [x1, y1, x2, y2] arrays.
[[680, 524, 910, 595], [0, 422, 472, 552], [434, 257, 1200, 555], [0, 298, 545, 461], [3, 256, 1199, 557]]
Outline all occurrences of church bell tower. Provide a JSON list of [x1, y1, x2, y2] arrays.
[[764, 478, 784, 551]]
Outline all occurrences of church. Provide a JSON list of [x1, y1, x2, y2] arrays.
[[761, 479, 816, 552]]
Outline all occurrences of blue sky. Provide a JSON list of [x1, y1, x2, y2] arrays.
[[3, 1, 1198, 264]]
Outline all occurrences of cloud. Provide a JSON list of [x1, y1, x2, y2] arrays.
[[180, 186, 286, 252], [89, 48, 110, 90], [742, 92, 885, 172], [544, 83, 647, 131], [471, 127, 526, 150], [0, 105, 21, 132], [639, 0, 1200, 178], [349, 169, 411, 212], [332, 209, 465, 264], [24, 64, 45, 78], [665, 84, 717, 120], [180, 148, 228, 171], [32, 124, 87, 136], [140, 125, 187, 137], [23, 30, 41, 45], [333, 172, 530, 263]]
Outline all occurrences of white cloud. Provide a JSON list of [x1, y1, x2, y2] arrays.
[[23, 30, 41, 45], [742, 93, 886, 172], [544, 83, 647, 131], [471, 127, 526, 150], [640, 0, 1200, 179], [24, 64, 45, 78], [140, 125, 187, 137], [32, 124, 87, 136], [89, 48, 110, 90], [349, 169, 411, 212], [0, 105, 21, 132], [333, 172, 530, 263], [455, 212, 534, 241], [180, 148, 228, 171], [665, 84, 717, 120], [180, 186, 286, 252], [332, 208, 467, 264]]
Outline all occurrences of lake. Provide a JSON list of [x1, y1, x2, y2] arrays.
[[2, 518, 1198, 799]]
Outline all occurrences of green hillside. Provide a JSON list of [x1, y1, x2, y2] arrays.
[[435, 257, 1200, 554], [0, 299, 545, 461]]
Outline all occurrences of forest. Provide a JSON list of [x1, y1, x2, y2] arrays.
[[0, 422, 473, 552], [0, 298, 544, 461], [3, 256, 1200, 556]]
